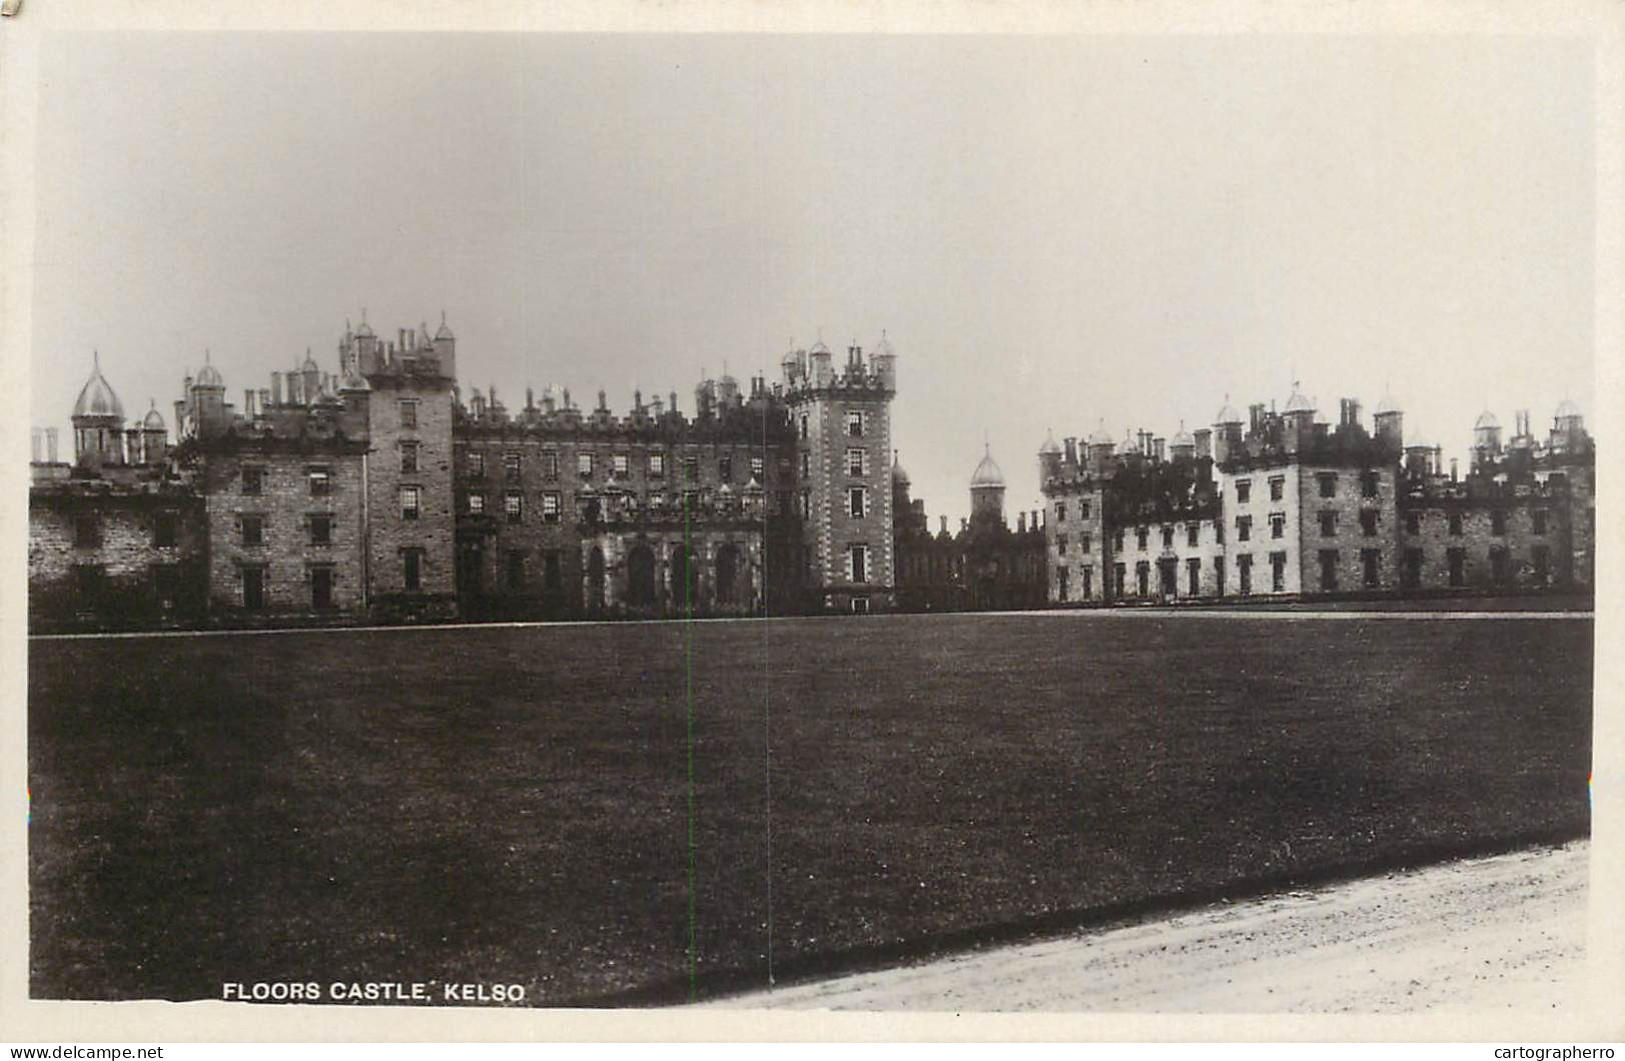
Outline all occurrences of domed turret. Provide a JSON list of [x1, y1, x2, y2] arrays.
[[1214, 399, 1243, 425], [1038, 431, 1062, 456], [1375, 391, 1402, 417], [193, 351, 224, 389], [892, 450, 912, 488], [1283, 385, 1314, 415], [1473, 410, 1500, 431], [434, 313, 454, 341], [970, 447, 1005, 488], [142, 402, 165, 430], [1472, 409, 1503, 468], [73, 352, 125, 422], [1373, 390, 1404, 449]]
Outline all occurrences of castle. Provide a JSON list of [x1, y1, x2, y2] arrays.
[[28, 321, 1596, 630], [1036, 389, 1595, 603], [28, 318, 899, 628]]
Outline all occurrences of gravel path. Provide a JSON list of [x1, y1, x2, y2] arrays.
[[710, 842, 1588, 1012]]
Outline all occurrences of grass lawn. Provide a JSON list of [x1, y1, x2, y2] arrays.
[[28, 612, 1592, 1005]]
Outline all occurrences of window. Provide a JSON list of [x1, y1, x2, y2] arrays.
[[1319, 549, 1339, 591], [241, 565, 265, 610], [1237, 554, 1252, 595], [1056, 566, 1069, 601], [72, 563, 104, 604], [846, 448, 868, 477], [1448, 512, 1463, 536], [506, 550, 526, 591], [1402, 548, 1423, 589], [1056, 502, 1067, 523], [1113, 529, 1125, 552], [1235, 479, 1251, 504], [242, 465, 265, 496], [153, 511, 178, 548], [1214, 556, 1226, 594], [401, 442, 419, 474], [1187, 557, 1201, 596], [799, 414, 809, 440], [1447, 547, 1466, 587], [1162, 526, 1175, 548], [503, 453, 522, 480], [541, 492, 560, 523], [542, 452, 559, 480], [1491, 510, 1506, 536], [649, 452, 666, 478], [1271, 551, 1287, 592], [683, 455, 700, 483], [799, 490, 811, 519], [800, 452, 810, 479], [504, 491, 522, 523], [718, 455, 733, 483], [1136, 527, 1149, 550], [1319, 510, 1337, 537], [1360, 470, 1379, 499], [613, 454, 630, 479], [848, 487, 867, 519], [1082, 567, 1093, 599], [577, 453, 594, 479], [401, 486, 420, 521], [847, 411, 865, 437], [849, 544, 869, 582], [1056, 534, 1069, 556], [543, 550, 562, 592], [309, 514, 332, 546], [1080, 532, 1092, 554], [308, 466, 332, 496], [1135, 561, 1150, 597], [1532, 509, 1548, 536], [1532, 545, 1550, 584], [399, 400, 418, 429], [468, 452, 485, 478], [310, 565, 335, 611], [750, 456, 764, 481], [1236, 516, 1252, 543], [1187, 523, 1199, 547], [1405, 511, 1422, 535], [403, 548, 423, 592], [1318, 473, 1337, 498], [1269, 477, 1284, 502], [1361, 548, 1380, 588], [1114, 562, 1127, 597], [467, 493, 485, 515], [1079, 500, 1092, 520], [152, 563, 179, 610], [1490, 547, 1509, 584], [241, 514, 265, 546], [1360, 510, 1378, 537]]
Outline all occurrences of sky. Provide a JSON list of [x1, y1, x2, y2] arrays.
[[28, 32, 1598, 526]]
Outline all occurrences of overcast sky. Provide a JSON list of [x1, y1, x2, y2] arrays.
[[29, 32, 1596, 525]]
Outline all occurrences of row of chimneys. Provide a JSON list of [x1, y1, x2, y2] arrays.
[[932, 509, 1045, 535], [30, 427, 60, 463]]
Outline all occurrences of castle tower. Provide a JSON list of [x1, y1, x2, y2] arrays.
[[433, 313, 457, 380], [1169, 421, 1196, 463], [969, 444, 1007, 525], [71, 351, 126, 469], [1551, 399, 1586, 453], [784, 330, 897, 612], [190, 351, 228, 436], [1086, 421, 1115, 476]]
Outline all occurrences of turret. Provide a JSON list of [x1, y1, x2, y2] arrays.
[[1170, 421, 1196, 463], [1551, 399, 1586, 453], [870, 331, 898, 393], [432, 312, 456, 381], [1038, 430, 1063, 482], [1373, 391, 1403, 450], [1282, 384, 1315, 455], [191, 350, 228, 437], [1212, 398, 1244, 465], [1472, 410, 1502, 469], [73, 351, 131, 469], [809, 339, 834, 388], [1086, 420, 1116, 475], [969, 444, 1007, 525]]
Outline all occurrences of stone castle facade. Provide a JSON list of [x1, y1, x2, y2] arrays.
[[1038, 389, 1595, 604], [28, 317, 899, 629]]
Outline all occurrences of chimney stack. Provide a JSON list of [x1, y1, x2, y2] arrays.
[[245, 389, 256, 417], [31, 428, 42, 463], [271, 372, 283, 406], [46, 428, 59, 464], [939, 515, 948, 535], [1063, 437, 1078, 464]]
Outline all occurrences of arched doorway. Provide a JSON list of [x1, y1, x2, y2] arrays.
[[627, 545, 656, 607], [670, 546, 699, 613], [715, 544, 740, 605], [587, 547, 606, 612]]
